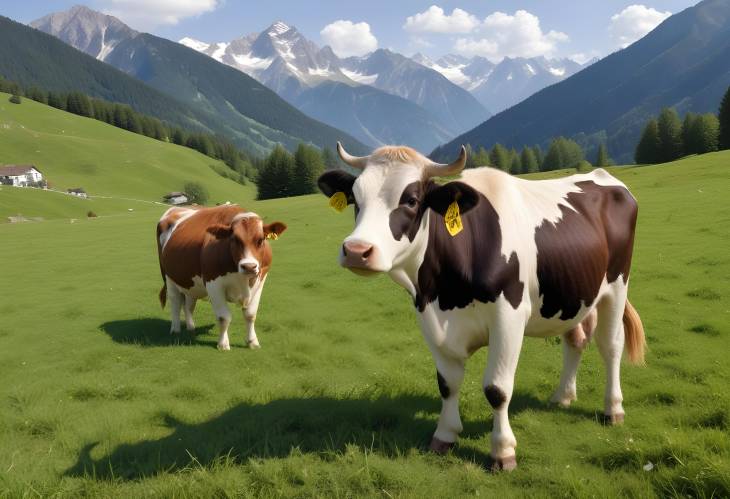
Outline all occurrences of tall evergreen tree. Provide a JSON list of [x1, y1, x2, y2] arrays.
[[520, 146, 538, 173], [682, 113, 699, 155], [321, 147, 339, 170], [635, 119, 660, 164], [509, 148, 521, 174], [543, 137, 584, 170], [532, 145, 544, 169], [594, 143, 611, 167], [257, 145, 295, 200], [473, 146, 490, 167], [657, 107, 683, 162], [689, 114, 720, 154], [489, 143, 511, 171], [292, 143, 324, 196], [719, 85, 730, 150]]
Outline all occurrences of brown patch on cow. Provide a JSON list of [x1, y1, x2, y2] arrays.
[[436, 371, 450, 399], [159, 206, 285, 291], [416, 187, 524, 312], [484, 385, 506, 409], [535, 181, 637, 320]]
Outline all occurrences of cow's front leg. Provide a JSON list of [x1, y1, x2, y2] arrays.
[[483, 318, 525, 471], [242, 275, 267, 349], [209, 290, 232, 351], [429, 353, 466, 454]]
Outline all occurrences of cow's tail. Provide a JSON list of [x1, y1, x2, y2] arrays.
[[157, 223, 167, 309], [623, 299, 646, 365]]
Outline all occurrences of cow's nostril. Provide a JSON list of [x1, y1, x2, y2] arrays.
[[362, 246, 373, 259]]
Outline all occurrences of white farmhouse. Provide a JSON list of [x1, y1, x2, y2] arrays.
[[0, 165, 44, 187], [163, 192, 189, 205]]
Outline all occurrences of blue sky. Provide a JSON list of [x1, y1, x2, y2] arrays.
[[4, 1, 698, 62]]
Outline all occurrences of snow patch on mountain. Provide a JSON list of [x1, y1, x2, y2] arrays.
[[179, 37, 210, 52], [340, 68, 378, 85]]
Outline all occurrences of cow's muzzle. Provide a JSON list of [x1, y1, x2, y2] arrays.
[[341, 240, 381, 275], [239, 262, 259, 275]]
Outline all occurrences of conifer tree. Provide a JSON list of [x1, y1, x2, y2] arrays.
[[489, 143, 511, 171], [635, 119, 660, 164], [292, 143, 324, 196], [657, 107, 683, 162], [520, 146, 538, 173], [594, 143, 611, 167], [257, 145, 295, 200], [718, 85, 730, 150]]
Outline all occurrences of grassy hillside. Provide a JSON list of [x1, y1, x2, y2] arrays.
[[0, 152, 728, 497], [0, 93, 256, 212]]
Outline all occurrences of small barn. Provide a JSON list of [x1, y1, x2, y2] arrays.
[[67, 188, 88, 198], [163, 192, 189, 205], [0, 165, 43, 187]]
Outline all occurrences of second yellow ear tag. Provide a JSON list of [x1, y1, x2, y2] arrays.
[[444, 201, 463, 237], [329, 191, 348, 212], [266, 233, 278, 240]]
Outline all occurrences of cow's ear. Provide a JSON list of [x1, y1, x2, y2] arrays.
[[318, 170, 356, 201], [424, 181, 480, 217], [207, 223, 232, 239], [263, 221, 287, 239]]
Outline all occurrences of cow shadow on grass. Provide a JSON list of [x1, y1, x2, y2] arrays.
[[64, 391, 600, 480], [100, 318, 219, 348]]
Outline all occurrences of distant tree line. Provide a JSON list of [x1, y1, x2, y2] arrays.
[[0, 75, 255, 184], [257, 144, 330, 200], [635, 86, 730, 164], [462, 136, 609, 174]]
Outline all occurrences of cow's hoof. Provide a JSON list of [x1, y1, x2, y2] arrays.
[[550, 392, 576, 408], [185, 323, 196, 332], [489, 454, 517, 472], [217, 343, 231, 351], [603, 413, 625, 425], [170, 328, 180, 335], [429, 437, 455, 455], [247, 341, 261, 350]]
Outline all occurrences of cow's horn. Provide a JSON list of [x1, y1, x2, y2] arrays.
[[337, 141, 369, 170], [425, 145, 467, 178]]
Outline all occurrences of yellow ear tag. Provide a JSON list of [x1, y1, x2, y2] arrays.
[[266, 232, 278, 240], [444, 200, 463, 237], [329, 191, 348, 212]]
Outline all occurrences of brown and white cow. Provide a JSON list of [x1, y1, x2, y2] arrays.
[[157, 205, 286, 350], [318, 143, 645, 470]]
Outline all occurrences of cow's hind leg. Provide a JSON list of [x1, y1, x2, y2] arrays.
[[483, 316, 525, 471], [551, 309, 596, 407], [166, 277, 183, 334], [184, 295, 196, 332], [595, 285, 627, 424], [242, 275, 267, 349], [208, 289, 232, 351], [429, 352, 466, 454]]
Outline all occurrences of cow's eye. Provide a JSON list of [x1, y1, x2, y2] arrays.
[[405, 197, 419, 208], [257, 238, 264, 247]]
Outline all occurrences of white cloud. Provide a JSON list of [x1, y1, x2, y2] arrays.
[[320, 20, 378, 58], [99, 0, 219, 28], [609, 4, 671, 48], [454, 10, 568, 62], [404, 5, 479, 34]]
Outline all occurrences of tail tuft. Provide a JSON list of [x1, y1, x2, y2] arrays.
[[623, 299, 646, 365], [159, 284, 167, 309]]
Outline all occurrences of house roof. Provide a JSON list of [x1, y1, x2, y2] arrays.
[[0, 164, 39, 176], [164, 192, 187, 198]]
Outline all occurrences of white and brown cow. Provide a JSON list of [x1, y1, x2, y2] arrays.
[[318, 143, 645, 470], [157, 205, 286, 350]]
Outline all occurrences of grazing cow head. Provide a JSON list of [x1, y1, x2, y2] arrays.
[[318, 143, 477, 274], [207, 214, 287, 276]]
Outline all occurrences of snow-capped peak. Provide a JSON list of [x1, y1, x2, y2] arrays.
[[269, 21, 291, 36], [179, 37, 210, 52]]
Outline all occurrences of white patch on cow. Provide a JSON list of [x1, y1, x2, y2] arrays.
[[159, 207, 196, 249], [231, 211, 259, 223]]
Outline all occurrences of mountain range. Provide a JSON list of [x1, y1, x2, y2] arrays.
[[28, 6, 368, 156], [179, 23, 489, 151], [434, 0, 730, 164], [412, 53, 587, 114]]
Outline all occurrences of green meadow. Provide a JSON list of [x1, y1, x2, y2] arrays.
[[1, 100, 729, 498]]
